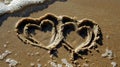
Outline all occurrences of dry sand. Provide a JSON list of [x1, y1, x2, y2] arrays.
[[0, 0, 120, 67]]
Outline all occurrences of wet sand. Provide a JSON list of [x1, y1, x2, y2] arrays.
[[0, 0, 120, 67]]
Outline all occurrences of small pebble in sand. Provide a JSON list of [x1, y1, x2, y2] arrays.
[[82, 57, 86, 60], [37, 64, 42, 67], [0, 50, 12, 60], [78, 64, 81, 67], [3, 44, 7, 48], [37, 59, 40, 62], [73, 60, 79, 65], [95, 48, 100, 53], [7, 30, 11, 33], [82, 63, 89, 67], [50, 61, 57, 67], [61, 58, 73, 67], [35, 52, 40, 55], [27, 52, 31, 56], [50, 55, 56, 60], [58, 64, 62, 67], [30, 63, 35, 67], [31, 53, 34, 56], [85, 59, 89, 63], [91, 63, 95, 65], [106, 35, 110, 39], [6, 58, 19, 67], [47, 51, 50, 53], [44, 64, 47, 67], [101, 48, 114, 59], [6, 41, 9, 44], [111, 62, 117, 67], [14, 53, 17, 56], [50, 55, 53, 58]]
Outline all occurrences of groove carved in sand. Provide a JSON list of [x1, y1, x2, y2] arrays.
[[15, 13, 103, 60]]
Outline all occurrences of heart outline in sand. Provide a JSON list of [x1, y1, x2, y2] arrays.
[[60, 18, 103, 59], [15, 13, 103, 59], [15, 13, 62, 50]]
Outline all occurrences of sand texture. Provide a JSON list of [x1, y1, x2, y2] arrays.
[[0, 0, 120, 67]]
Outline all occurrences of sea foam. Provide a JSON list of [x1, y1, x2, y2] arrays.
[[0, 0, 45, 16]]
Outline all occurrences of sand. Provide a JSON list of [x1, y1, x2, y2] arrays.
[[0, 0, 120, 67]]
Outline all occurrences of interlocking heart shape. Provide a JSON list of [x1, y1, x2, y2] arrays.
[[15, 13, 102, 59]]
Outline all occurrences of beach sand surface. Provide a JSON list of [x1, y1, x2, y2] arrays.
[[0, 0, 120, 67]]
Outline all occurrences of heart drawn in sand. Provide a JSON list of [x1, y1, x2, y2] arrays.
[[60, 19, 102, 59], [15, 13, 103, 59]]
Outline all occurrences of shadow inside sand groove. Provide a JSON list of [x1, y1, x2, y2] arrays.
[[0, 0, 67, 26]]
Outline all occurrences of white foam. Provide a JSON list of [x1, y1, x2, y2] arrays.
[[0, 0, 45, 15], [0, 2, 9, 15], [0, 50, 12, 60], [4, 0, 12, 4]]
